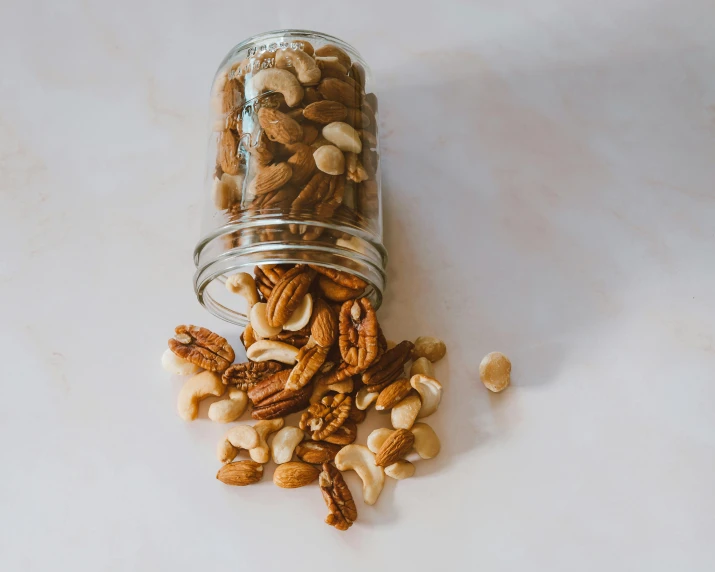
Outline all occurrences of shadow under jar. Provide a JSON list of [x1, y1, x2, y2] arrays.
[[194, 30, 386, 326]]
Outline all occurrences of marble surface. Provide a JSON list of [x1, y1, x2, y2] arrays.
[[2, 1, 715, 570]]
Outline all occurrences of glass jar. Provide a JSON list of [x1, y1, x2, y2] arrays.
[[194, 30, 385, 326]]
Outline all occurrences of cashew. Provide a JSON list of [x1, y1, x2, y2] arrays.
[[313, 145, 345, 175], [177, 371, 225, 421], [212, 172, 244, 210], [334, 444, 385, 505], [270, 426, 305, 464], [355, 386, 379, 410], [310, 375, 354, 404], [410, 374, 443, 419], [161, 349, 201, 375], [208, 388, 248, 423], [249, 418, 284, 463], [217, 424, 260, 464], [385, 460, 415, 480], [275, 48, 321, 85], [322, 122, 362, 154], [390, 394, 421, 430], [250, 302, 282, 338], [225, 272, 259, 308], [366, 428, 394, 454], [246, 340, 299, 365], [413, 336, 447, 362], [283, 293, 313, 331], [249, 68, 304, 107], [411, 423, 440, 459], [479, 351, 511, 392], [410, 357, 434, 378]]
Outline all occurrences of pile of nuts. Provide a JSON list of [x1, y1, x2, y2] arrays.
[[162, 263, 457, 530], [209, 40, 380, 243]]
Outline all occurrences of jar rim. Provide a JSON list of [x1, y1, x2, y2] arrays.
[[217, 29, 368, 74]]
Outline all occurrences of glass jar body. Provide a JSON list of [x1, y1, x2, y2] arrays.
[[194, 30, 385, 325]]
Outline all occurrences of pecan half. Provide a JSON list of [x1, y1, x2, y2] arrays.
[[270, 329, 311, 349], [309, 265, 367, 290], [322, 420, 357, 445], [222, 360, 284, 390], [296, 441, 342, 464], [300, 394, 352, 441], [248, 370, 312, 419], [286, 345, 329, 391], [310, 297, 338, 347], [362, 340, 415, 392], [320, 463, 357, 531], [254, 264, 291, 300], [338, 298, 379, 371], [265, 265, 316, 328], [318, 275, 364, 302], [168, 325, 235, 373]]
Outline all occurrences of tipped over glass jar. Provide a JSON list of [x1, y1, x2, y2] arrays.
[[194, 30, 385, 325]]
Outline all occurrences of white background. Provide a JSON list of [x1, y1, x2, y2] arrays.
[[1, 1, 715, 570]]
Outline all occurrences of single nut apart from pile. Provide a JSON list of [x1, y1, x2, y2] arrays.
[[479, 351, 511, 392]]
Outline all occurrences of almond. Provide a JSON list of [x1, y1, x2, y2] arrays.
[[218, 129, 241, 175], [375, 429, 414, 467], [247, 162, 292, 197], [318, 78, 361, 108], [258, 108, 303, 145], [303, 100, 348, 124], [216, 460, 264, 486], [286, 143, 316, 185], [273, 461, 321, 488], [375, 378, 412, 411]]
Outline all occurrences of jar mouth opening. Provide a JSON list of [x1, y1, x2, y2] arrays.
[[194, 221, 387, 327], [217, 29, 368, 74]]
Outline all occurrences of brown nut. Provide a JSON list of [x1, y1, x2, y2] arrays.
[[413, 336, 447, 362], [273, 461, 320, 488], [314, 45, 352, 70], [248, 370, 312, 420], [299, 394, 352, 441], [285, 344, 329, 391], [375, 378, 413, 411], [320, 462, 357, 531], [168, 325, 235, 373], [303, 100, 348, 124], [257, 107, 303, 145], [216, 460, 264, 486], [222, 360, 285, 390], [265, 265, 316, 328], [375, 428, 415, 467], [309, 265, 367, 290], [295, 441, 342, 464], [310, 297, 338, 347], [362, 340, 414, 392], [317, 275, 364, 302], [338, 298, 379, 371]]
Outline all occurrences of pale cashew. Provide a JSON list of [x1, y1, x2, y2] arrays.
[[410, 374, 443, 419], [283, 293, 313, 331], [217, 424, 260, 464], [366, 428, 394, 454], [161, 349, 201, 375], [208, 388, 248, 423], [250, 68, 304, 107], [310, 375, 353, 404], [313, 145, 345, 175], [385, 460, 415, 480], [411, 423, 441, 459], [413, 336, 447, 362], [225, 272, 259, 308], [322, 122, 362, 154], [249, 418, 284, 463], [177, 371, 225, 421], [246, 340, 299, 365], [212, 172, 244, 210], [479, 351, 511, 392], [270, 426, 305, 464], [275, 48, 321, 85], [355, 386, 379, 410], [391, 394, 421, 430], [410, 357, 434, 378], [250, 302, 282, 338], [334, 444, 385, 505]]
